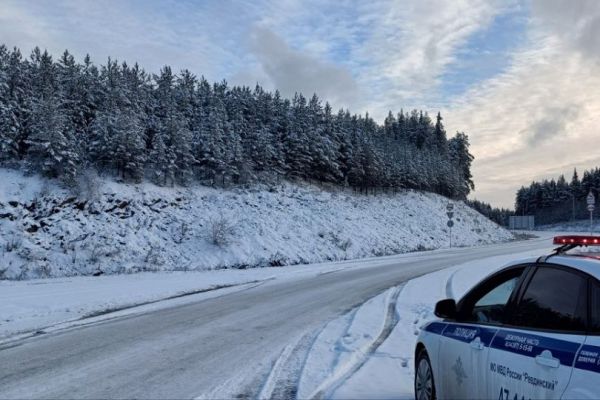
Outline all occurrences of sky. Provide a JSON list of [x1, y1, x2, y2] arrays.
[[1, 0, 599, 208]]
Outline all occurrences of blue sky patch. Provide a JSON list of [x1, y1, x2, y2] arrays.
[[439, 4, 529, 99]]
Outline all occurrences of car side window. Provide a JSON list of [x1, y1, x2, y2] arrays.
[[460, 267, 525, 324], [510, 266, 587, 332]]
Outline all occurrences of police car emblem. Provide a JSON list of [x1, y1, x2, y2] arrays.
[[452, 356, 468, 386]]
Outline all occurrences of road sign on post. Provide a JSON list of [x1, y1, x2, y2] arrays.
[[588, 191, 596, 234], [447, 203, 454, 248]]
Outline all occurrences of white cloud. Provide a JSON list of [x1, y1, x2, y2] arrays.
[[355, 0, 501, 108], [531, 0, 600, 61], [246, 27, 361, 108], [445, 1, 600, 208]]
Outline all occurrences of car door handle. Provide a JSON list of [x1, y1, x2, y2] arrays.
[[535, 350, 560, 368], [469, 337, 484, 350]]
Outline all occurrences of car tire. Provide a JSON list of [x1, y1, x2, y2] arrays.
[[415, 348, 436, 400]]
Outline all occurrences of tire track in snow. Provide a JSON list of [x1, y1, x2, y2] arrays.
[[309, 284, 405, 399], [257, 329, 323, 400], [445, 269, 458, 299]]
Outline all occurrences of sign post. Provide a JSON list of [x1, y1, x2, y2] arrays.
[[447, 203, 454, 248], [587, 191, 595, 234]]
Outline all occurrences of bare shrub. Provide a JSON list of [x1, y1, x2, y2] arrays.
[[89, 244, 102, 263], [330, 231, 352, 251], [209, 215, 236, 247], [144, 244, 164, 265], [72, 168, 102, 203], [173, 221, 189, 244], [16, 263, 30, 280], [338, 238, 352, 251], [4, 234, 22, 253], [37, 263, 51, 278]]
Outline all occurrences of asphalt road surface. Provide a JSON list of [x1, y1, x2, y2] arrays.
[[0, 236, 553, 399]]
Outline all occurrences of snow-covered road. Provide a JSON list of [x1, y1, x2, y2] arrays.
[[0, 236, 554, 399]]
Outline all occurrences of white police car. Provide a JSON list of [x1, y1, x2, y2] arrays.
[[415, 236, 600, 400]]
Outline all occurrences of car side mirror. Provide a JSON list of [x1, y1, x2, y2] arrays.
[[434, 299, 457, 319]]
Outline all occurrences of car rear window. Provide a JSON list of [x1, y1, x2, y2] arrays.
[[510, 267, 588, 332]]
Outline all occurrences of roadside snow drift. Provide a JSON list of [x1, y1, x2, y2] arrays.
[[0, 168, 512, 279]]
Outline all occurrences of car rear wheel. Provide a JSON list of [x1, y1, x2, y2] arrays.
[[415, 349, 436, 400]]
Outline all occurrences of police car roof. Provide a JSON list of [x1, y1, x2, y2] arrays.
[[545, 253, 600, 279], [506, 253, 600, 280]]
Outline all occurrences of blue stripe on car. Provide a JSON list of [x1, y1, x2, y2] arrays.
[[421, 322, 600, 373], [574, 344, 600, 373], [442, 323, 497, 346], [423, 322, 447, 335], [490, 330, 579, 366]]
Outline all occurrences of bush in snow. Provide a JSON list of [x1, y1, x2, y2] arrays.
[[35, 263, 51, 278], [4, 234, 22, 253], [144, 244, 165, 266], [173, 221, 189, 244], [209, 215, 236, 247]]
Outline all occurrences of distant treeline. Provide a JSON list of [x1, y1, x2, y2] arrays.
[[0, 45, 475, 199], [465, 199, 513, 227], [515, 168, 600, 225]]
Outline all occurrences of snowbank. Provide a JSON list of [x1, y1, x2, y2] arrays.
[[0, 168, 512, 279]]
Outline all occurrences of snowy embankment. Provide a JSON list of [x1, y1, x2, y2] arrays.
[[0, 168, 511, 280], [291, 248, 552, 399]]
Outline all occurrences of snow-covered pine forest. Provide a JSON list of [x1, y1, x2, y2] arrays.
[[516, 167, 600, 224], [0, 46, 474, 198]]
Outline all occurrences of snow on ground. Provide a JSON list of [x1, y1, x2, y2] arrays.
[[0, 168, 512, 280], [294, 248, 554, 399]]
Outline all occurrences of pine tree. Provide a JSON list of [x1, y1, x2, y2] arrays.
[[448, 132, 474, 199], [149, 127, 176, 186], [433, 112, 448, 153], [285, 93, 313, 179], [197, 97, 227, 184], [170, 117, 195, 185], [0, 45, 17, 160], [571, 168, 581, 198], [91, 108, 146, 181], [114, 109, 146, 181], [26, 95, 79, 182], [308, 98, 341, 182]]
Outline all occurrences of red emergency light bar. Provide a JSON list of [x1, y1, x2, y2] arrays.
[[553, 235, 600, 246]]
